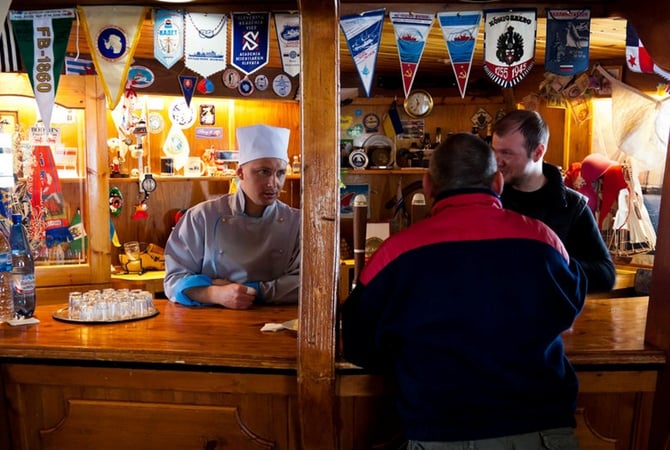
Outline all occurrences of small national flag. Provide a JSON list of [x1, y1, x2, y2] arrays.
[[68, 207, 87, 261], [109, 218, 121, 247], [626, 22, 670, 81], [65, 56, 95, 75]]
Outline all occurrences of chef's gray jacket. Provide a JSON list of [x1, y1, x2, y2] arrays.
[[164, 189, 300, 306]]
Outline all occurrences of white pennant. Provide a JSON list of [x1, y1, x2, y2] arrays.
[[78, 5, 147, 109], [184, 12, 227, 79]]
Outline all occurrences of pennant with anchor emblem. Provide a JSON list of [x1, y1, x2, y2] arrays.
[[438, 11, 482, 99], [484, 9, 537, 88], [78, 5, 147, 110], [154, 9, 183, 69], [184, 12, 227, 79]]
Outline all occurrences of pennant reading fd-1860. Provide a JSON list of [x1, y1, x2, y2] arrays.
[[10, 9, 74, 127]]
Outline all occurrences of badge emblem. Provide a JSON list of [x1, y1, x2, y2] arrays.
[[97, 26, 127, 61]]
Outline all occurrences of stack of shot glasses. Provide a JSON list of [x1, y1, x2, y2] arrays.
[[68, 288, 156, 321]]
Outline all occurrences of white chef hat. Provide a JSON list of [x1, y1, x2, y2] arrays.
[[236, 124, 290, 165]]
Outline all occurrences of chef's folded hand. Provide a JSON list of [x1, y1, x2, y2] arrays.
[[211, 282, 257, 310]]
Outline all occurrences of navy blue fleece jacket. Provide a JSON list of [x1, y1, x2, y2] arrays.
[[341, 189, 587, 442]]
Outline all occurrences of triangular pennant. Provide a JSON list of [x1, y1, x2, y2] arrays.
[[78, 5, 147, 110], [274, 12, 300, 77], [154, 9, 184, 70], [0, 17, 21, 72], [0, 2, 9, 26], [438, 11, 482, 98], [231, 12, 271, 76], [9, 9, 74, 127], [340, 8, 386, 98], [626, 22, 670, 81], [390, 11, 434, 97], [545, 9, 590, 76], [483, 9, 537, 88], [184, 12, 227, 79], [179, 74, 197, 106], [31, 144, 73, 246]]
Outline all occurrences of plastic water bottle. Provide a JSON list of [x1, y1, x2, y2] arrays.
[[0, 227, 13, 322], [10, 214, 35, 319]]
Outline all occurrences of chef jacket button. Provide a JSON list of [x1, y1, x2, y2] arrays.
[[221, 218, 227, 223], [278, 217, 285, 223]]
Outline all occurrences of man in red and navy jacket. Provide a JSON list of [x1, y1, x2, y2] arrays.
[[342, 132, 586, 449]]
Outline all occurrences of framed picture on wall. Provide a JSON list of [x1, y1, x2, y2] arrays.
[[0, 110, 18, 136], [594, 65, 622, 97], [340, 183, 369, 217]]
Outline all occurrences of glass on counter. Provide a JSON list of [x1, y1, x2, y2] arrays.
[[54, 288, 157, 323]]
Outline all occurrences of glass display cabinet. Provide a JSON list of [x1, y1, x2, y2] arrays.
[[0, 73, 110, 303]]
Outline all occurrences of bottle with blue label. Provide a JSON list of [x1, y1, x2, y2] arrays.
[[10, 214, 35, 318]]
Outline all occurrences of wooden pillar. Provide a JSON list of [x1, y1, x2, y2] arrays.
[[297, 1, 340, 449], [645, 133, 670, 450], [613, 3, 670, 448]]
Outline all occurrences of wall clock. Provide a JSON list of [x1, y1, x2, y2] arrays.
[[403, 90, 434, 118]]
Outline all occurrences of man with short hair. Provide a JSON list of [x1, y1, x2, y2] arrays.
[[164, 124, 300, 308], [342, 132, 585, 449], [492, 109, 615, 293]]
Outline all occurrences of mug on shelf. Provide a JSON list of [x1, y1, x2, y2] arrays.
[[184, 156, 206, 177]]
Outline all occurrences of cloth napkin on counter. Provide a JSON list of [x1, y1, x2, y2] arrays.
[[261, 319, 298, 332]]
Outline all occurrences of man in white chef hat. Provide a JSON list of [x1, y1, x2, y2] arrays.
[[164, 124, 301, 309]]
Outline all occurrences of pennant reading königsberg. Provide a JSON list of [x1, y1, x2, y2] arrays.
[[484, 9, 537, 88]]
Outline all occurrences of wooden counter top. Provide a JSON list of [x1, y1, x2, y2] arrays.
[[338, 296, 665, 371], [0, 300, 299, 370], [0, 297, 663, 372], [562, 296, 665, 366]]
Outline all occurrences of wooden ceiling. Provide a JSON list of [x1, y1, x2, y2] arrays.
[[9, 1, 629, 87]]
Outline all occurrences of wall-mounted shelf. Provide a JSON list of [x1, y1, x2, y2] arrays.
[[341, 168, 427, 175]]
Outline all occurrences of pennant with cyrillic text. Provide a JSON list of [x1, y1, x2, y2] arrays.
[[390, 11, 434, 97], [184, 12, 227, 79], [626, 22, 670, 81], [274, 12, 300, 77], [10, 9, 74, 127], [484, 9, 537, 88], [231, 12, 270, 76], [154, 9, 183, 70], [545, 9, 590, 76], [438, 11, 482, 98], [78, 5, 147, 110], [340, 8, 386, 98]]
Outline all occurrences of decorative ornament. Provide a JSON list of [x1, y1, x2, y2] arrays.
[[131, 200, 149, 220], [109, 186, 124, 216]]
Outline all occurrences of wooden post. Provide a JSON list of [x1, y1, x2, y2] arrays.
[[352, 194, 368, 284], [297, 1, 340, 449]]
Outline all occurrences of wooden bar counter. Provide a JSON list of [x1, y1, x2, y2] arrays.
[[0, 296, 664, 450]]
